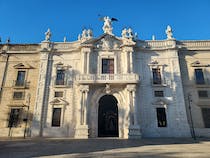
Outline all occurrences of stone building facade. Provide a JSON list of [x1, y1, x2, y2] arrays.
[[0, 17, 209, 138]]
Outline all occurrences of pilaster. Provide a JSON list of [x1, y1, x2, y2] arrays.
[[127, 84, 141, 139], [31, 41, 52, 137], [81, 47, 91, 74], [121, 42, 135, 74], [75, 85, 89, 138]]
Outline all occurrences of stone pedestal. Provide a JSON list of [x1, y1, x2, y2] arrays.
[[75, 125, 89, 139], [128, 125, 141, 139]]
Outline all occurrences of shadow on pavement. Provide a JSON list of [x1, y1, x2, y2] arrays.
[[0, 138, 210, 158]]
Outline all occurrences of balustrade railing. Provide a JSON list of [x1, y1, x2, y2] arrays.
[[180, 41, 210, 48], [13, 80, 29, 88]]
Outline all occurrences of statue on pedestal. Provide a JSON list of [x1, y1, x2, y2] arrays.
[[102, 16, 113, 35], [165, 25, 173, 39], [44, 28, 51, 42], [121, 28, 134, 39]]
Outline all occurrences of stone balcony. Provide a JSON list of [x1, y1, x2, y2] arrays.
[[13, 80, 30, 89], [75, 73, 140, 84]]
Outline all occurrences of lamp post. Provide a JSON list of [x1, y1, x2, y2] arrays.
[[23, 93, 30, 138], [188, 93, 196, 140]]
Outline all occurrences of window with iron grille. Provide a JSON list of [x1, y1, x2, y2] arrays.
[[8, 108, 22, 127], [52, 108, 61, 127], [195, 69, 205, 84], [198, 90, 208, 98], [54, 91, 63, 97], [152, 68, 161, 84], [156, 108, 167, 127], [201, 108, 210, 128], [13, 92, 24, 99], [154, 91, 164, 97]]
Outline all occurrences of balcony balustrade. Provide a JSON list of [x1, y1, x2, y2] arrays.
[[54, 79, 71, 87], [13, 80, 29, 88]]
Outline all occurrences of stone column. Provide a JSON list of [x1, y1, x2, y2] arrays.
[[129, 51, 133, 73], [86, 52, 90, 74], [122, 46, 134, 74], [121, 38, 135, 74], [124, 51, 128, 73], [0, 49, 9, 103], [131, 90, 137, 125], [81, 52, 85, 74], [127, 84, 141, 139], [31, 42, 51, 137], [81, 47, 91, 74], [75, 85, 89, 138], [83, 88, 89, 125]]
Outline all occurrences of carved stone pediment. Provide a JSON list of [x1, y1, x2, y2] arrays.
[[50, 98, 69, 105], [191, 60, 209, 67], [82, 34, 121, 50], [13, 63, 34, 69]]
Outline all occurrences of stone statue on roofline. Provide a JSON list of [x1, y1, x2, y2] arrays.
[[102, 16, 113, 35], [79, 29, 93, 41], [121, 28, 134, 39], [44, 28, 51, 42], [165, 25, 174, 40]]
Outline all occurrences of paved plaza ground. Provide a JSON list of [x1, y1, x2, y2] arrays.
[[0, 138, 210, 158]]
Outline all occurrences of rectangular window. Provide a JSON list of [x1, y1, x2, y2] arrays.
[[102, 59, 114, 74], [202, 108, 210, 128], [198, 91, 208, 98], [16, 71, 26, 86], [13, 92, 24, 99], [8, 108, 21, 127], [152, 68, 161, 84], [154, 91, 164, 97], [156, 108, 167, 127], [195, 69, 205, 84], [54, 91, 63, 97], [56, 70, 65, 85], [52, 108, 61, 127]]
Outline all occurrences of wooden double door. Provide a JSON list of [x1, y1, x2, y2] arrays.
[[98, 95, 119, 137]]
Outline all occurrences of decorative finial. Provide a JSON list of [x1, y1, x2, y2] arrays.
[[152, 35, 155, 40], [6, 37, 10, 44], [78, 34, 81, 41], [134, 32, 138, 40], [44, 28, 51, 42], [63, 36, 67, 42], [165, 25, 173, 40]]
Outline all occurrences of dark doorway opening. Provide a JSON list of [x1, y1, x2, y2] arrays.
[[98, 95, 119, 137]]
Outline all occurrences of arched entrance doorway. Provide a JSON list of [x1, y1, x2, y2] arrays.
[[98, 95, 119, 137]]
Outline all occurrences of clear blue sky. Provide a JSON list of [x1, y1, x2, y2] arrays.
[[1, 0, 210, 43]]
